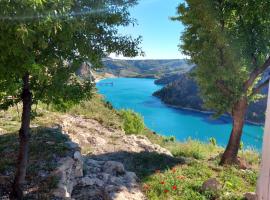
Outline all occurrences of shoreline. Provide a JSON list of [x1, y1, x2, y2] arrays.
[[97, 76, 264, 126], [158, 101, 264, 126]]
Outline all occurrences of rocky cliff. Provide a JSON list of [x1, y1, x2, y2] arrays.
[[153, 73, 267, 124]]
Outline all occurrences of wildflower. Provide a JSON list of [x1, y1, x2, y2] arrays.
[[172, 167, 177, 173], [160, 181, 165, 185], [177, 175, 186, 180], [172, 185, 177, 190], [164, 189, 169, 193], [143, 184, 150, 191]]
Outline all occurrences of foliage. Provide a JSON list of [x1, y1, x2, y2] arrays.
[[143, 161, 257, 200], [173, 0, 270, 115], [120, 109, 145, 134], [209, 137, 217, 146], [163, 136, 176, 143], [0, 127, 70, 198], [0, 0, 142, 110], [69, 94, 123, 129], [0, 96, 261, 199]]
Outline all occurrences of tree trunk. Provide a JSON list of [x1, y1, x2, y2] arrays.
[[11, 73, 32, 199], [220, 98, 248, 165]]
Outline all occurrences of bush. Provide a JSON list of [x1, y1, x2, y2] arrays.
[[163, 136, 176, 143], [120, 109, 145, 134], [209, 137, 217, 146]]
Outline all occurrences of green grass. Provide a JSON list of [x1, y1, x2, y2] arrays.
[[0, 126, 70, 199], [142, 160, 258, 200], [69, 94, 123, 129], [136, 132, 259, 199], [0, 94, 261, 199]]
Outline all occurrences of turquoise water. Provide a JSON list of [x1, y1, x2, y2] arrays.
[[97, 78, 264, 150]]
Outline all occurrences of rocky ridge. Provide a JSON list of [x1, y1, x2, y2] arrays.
[[51, 115, 172, 200]]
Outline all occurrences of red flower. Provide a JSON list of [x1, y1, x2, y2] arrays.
[[172, 185, 177, 190], [160, 181, 165, 185], [164, 189, 169, 193]]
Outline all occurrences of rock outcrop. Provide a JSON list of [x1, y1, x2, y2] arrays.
[[51, 114, 172, 199]]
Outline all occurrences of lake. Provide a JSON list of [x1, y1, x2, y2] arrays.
[[97, 78, 264, 150]]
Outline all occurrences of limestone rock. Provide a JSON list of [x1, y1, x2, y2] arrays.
[[52, 156, 83, 198], [87, 136, 107, 146], [244, 192, 257, 200], [81, 177, 95, 186], [103, 161, 125, 176], [237, 157, 250, 170], [202, 178, 221, 192], [65, 141, 80, 151]]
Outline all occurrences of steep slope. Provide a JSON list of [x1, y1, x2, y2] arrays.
[[154, 73, 267, 124], [153, 74, 203, 111]]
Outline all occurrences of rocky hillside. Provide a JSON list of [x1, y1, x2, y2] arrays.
[[0, 95, 259, 200], [100, 58, 193, 78], [154, 74, 203, 111], [154, 73, 267, 124]]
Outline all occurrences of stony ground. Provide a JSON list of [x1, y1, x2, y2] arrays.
[[56, 115, 175, 200]]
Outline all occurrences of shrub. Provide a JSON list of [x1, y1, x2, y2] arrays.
[[163, 136, 176, 143], [209, 137, 217, 146], [120, 109, 145, 134]]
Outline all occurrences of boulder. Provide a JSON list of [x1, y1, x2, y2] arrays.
[[65, 141, 80, 151], [81, 177, 95, 186], [202, 178, 221, 192], [52, 155, 83, 198], [244, 192, 257, 200], [237, 157, 250, 170], [74, 151, 83, 177], [103, 161, 125, 176]]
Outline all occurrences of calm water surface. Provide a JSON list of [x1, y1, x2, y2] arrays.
[[97, 78, 264, 150]]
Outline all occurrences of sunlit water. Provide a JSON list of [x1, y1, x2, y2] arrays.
[[97, 78, 264, 151]]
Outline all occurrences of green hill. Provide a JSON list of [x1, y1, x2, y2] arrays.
[[101, 58, 193, 78]]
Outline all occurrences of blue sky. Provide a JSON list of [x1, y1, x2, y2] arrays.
[[110, 0, 185, 60]]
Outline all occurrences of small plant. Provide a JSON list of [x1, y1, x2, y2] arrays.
[[240, 141, 244, 150], [120, 109, 145, 134], [209, 137, 217, 146], [163, 136, 176, 143], [104, 100, 113, 110]]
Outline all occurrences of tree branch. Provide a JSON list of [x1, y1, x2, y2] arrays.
[[251, 78, 269, 96], [244, 56, 270, 91], [216, 80, 232, 96]]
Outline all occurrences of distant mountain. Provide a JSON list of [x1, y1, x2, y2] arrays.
[[101, 58, 193, 78], [154, 73, 267, 124]]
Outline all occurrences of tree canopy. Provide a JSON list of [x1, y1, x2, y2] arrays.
[[0, 0, 142, 110], [0, 1, 142, 198], [174, 0, 270, 115], [174, 0, 270, 165]]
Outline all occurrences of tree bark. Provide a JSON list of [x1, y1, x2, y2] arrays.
[[220, 98, 247, 165], [11, 73, 32, 199]]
